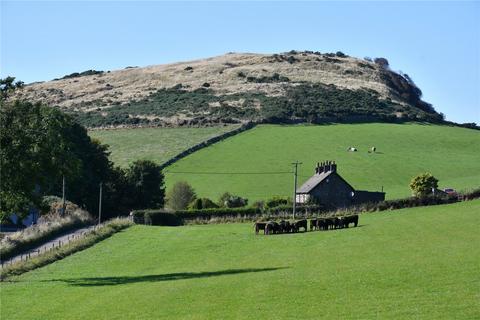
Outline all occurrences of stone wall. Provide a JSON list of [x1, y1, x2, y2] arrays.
[[159, 122, 256, 170]]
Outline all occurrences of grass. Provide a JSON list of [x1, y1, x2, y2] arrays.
[[89, 124, 240, 167], [1, 218, 132, 279], [1, 200, 479, 319], [0, 209, 91, 261], [164, 123, 480, 201]]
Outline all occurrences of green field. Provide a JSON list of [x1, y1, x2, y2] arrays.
[[1, 200, 479, 319], [164, 123, 480, 201], [89, 125, 239, 167]]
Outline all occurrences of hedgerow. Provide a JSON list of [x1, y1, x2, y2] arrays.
[[0, 204, 93, 261], [0, 218, 132, 280]]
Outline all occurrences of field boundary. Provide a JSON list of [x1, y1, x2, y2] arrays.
[[132, 189, 480, 226], [0, 219, 92, 261], [159, 122, 256, 170], [0, 219, 132, 280]]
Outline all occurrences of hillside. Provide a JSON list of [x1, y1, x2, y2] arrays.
[[163, 123, 480, 201], [2, 200, 479, 319], [13, 51, 442, 128], [89, 124, 239, 167]]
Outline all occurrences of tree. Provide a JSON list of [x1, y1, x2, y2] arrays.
[[374, 57, 389, 69], [126, 160, 165, 209], [0, 100, 113, 219], [1, 76, 24, 100], [166, 181, 196, 210], [409, 173, 439, 197]]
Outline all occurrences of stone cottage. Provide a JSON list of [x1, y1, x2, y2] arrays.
[[296, 161, 385, 209]]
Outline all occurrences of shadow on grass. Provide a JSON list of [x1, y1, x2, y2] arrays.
[[48, 267, 288, 287]]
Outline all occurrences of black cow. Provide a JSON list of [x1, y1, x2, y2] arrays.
[[326, 217, 336, 230], [317, 218, 328, 231], [293, 219, 308, 232], [279, 220, 292, 233], [265, 221, 280, 235], [334, 217, 345, 229], [254, 222, 267, 235], [343, 215, 359, 228]]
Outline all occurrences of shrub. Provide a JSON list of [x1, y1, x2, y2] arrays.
[[188, 198, 218, 210], [143, 210, 182, 226], [374, 57, 389, 68], [265, 196, 289, 208], [409, 173, 439, 197], [166, 181, 196, 210], [251, 200, 265, 209], [218, 192, 248, 208]]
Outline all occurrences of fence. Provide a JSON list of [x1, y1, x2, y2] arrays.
[[0, 225, 102, 268]]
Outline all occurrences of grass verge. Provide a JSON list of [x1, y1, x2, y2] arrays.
[[0, 218, 132, 280], [1, 209, 92, 261]]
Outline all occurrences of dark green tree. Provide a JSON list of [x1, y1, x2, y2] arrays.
[[0, 76, 24, 100], [0, 100, 111, 218], [126, 160, 165, 209]]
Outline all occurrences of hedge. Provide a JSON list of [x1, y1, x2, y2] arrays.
[[132, 205, 324, 226], [131, 189, 480, 226]]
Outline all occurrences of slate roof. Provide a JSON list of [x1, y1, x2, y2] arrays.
[[297, 170, 356, 194], [296, 171, 333, 193]]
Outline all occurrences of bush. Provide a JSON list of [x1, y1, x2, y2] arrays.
[[218, 192, 248, 208], [144, 210, 182, 226], [166, 181, 196, 210], [265, 196, 289, 208], [409, 173, 439, 197], [188, 198, 218, 210], [374, 57, 389, 68], [251, 200, 265, 209]]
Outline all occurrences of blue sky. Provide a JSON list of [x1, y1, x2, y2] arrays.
[[1, 1, 479, 123]]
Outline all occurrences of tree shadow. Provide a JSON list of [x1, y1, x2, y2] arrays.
[[47, 267, 288, 287]]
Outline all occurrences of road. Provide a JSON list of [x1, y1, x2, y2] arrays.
[[1, 225, 96, 266]]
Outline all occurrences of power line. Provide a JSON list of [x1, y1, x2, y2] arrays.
[[164, 171, 292, 175]]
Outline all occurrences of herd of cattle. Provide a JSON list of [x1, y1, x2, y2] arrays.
[[254, 215, 359, 235]]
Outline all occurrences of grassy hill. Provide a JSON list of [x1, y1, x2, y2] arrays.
[[89, 124, 239, 167], [2, 200, 479, 319], [164, 123, 480, 201], [13, 51, 442, 128]]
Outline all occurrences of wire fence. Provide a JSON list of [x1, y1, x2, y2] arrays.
[[0, 225, 101, 269]]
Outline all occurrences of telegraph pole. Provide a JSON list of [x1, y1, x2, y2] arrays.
[[292, 161, 302, 219], [61, 175, 66, 216], [98, 182, 103, 225]]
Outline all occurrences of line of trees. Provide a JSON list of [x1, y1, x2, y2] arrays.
[[1, 78, 165, 223]]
